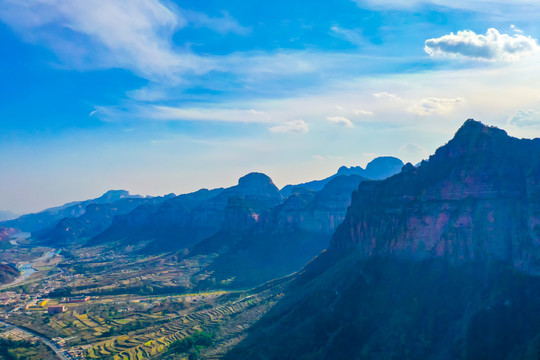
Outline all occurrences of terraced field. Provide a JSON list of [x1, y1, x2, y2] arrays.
[[86, 290, 278, 360]]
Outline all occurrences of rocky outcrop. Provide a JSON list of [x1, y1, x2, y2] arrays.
[[331, 119, 540, 273]]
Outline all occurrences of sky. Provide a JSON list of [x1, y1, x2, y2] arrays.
[[2, 0, 540, 214]]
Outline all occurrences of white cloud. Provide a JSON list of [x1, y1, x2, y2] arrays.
[[353, 109, 374, 116], [145, 106, 272, 123], [398, 143, 429, 160], [510, 24, 523, 34], [0, 0, 249, 81], [327, 116, 355, 128], [330, 26, 365, 46], [183, 10, 250, 35], [406, 97, 465, 116], [373, 92, 401, 100], [98, 105, 272, 124], [354, 0, 540, 13], [425, 28, 540, 62], [507, 109, 540, 127], [269, 120, 309, 134]]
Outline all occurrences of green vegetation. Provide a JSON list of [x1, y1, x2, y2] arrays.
[[0, 338, 56, 360], [227, 252, 540, 360], [167, 331, 214, 359]]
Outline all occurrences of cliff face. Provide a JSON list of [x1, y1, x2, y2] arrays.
[[268, 175, 365, 234], [190, 174, 365, 288], [226, 120, 540, 360], [331, 119, 540, 273]]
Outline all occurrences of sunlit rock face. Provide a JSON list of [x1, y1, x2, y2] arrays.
[[332, 119, 540, 274]]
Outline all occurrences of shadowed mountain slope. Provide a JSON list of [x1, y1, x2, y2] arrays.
[[226, 119, 540, 360]]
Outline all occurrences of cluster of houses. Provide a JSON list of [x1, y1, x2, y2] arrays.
[[0, 291, 28, 306], [47, 295, 91, 314]]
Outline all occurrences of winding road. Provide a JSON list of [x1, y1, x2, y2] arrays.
[[0, 320, 72, 360]]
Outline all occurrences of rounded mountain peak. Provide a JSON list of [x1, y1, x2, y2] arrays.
[[364, 156, 405, 180], [238, 172, 274, 187]]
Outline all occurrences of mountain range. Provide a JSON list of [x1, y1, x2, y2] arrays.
[[3, 156, 404, 288], [225, 119, 540, 360], [0, 190, 143, 233]]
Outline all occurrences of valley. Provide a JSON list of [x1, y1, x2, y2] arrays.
[[2, 121, 540, 359]]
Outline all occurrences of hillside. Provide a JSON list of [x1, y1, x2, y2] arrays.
[[225, 120, 540, 359]]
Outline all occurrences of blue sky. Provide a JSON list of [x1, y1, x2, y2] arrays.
[[2, 0, 540, 213]]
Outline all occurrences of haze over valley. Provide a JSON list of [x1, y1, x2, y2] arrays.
[[2, 0, 540, 359]]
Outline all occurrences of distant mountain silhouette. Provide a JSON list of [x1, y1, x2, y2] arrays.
[[89, 173, 282, 252], [280, 156, 403, 197], [0, 210, 18, 222], [190, 174, 366, 288], [32, 194, 175, 246], [226, 119, 540, 360], [0, 190, 140, 233]]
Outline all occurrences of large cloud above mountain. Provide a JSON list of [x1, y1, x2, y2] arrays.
[[425, 28, 539, 61]]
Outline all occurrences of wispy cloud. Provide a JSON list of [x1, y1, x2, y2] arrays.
[[354, 0, 540, 11], [507, 109, 540, 127], [269, 120, 309, 134], [330, 26, 365, 46], [183, 10, 250, 35], [101, 105, 273, 124], [327, 116, 355, 128], [353, 109, 374, 116], [373, 92, 402, 100], [0, 0, 247, 81], [406, 97, 465, 116], [425, 28, 540, 62]]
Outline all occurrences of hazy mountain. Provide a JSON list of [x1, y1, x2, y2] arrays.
[[0, 210, 18, 222], [32, 194, 175, 246], [0, 190, 140, 233], [89, 173, 282, 252], [280, 156, 403, 197], [226, 120, 540, 360], [191, 174, 366, 288]]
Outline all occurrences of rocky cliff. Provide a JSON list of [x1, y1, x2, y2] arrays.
[[331, 119, 540, 273], [226, 120, 540, 360], [190, 174, 365, 287]]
